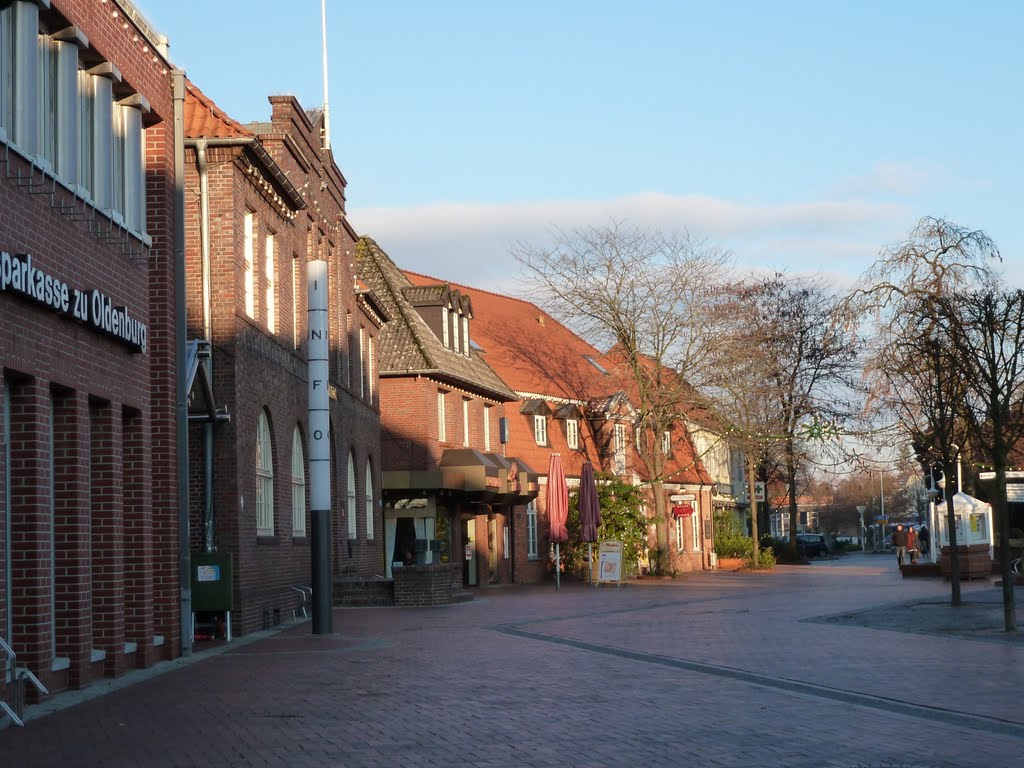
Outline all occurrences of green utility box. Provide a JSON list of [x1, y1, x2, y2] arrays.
[[191, 551, 234, 611]]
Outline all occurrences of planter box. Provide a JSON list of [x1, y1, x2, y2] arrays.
[[939, 544, 992, 580], [716, 557, 744, 572]]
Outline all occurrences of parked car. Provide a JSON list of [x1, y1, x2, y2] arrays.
[[796, 533, 829, 558]]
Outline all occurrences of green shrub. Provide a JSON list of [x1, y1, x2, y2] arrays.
[[745, 547, 776, 570]]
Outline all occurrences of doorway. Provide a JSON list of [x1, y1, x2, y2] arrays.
[[463, 518, 477, 586]]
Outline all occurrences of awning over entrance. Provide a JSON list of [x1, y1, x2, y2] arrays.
[[381, 449, 538, 505]]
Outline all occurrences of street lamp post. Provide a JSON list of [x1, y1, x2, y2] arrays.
[[856, 505, 867, 553]]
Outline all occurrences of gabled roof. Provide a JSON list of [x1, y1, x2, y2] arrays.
[[403, 271, 614, 403], [183, 80, 252, 139], [356, 238, 516, 402]]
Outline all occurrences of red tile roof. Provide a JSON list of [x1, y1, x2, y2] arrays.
[[403, 271, 613, 403], [183, 79, 252, 139]]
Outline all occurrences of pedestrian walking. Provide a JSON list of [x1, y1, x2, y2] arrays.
[[919, 525, 930, 557], [892, 524, 908, 566], [907, 526, 918, 564]]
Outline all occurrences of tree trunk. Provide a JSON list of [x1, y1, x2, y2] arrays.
[[944, 476, 962, 607], [747, 456, 760, 564], [785, 439, 799, 558], [652, 479, 671, 574], [992, 434, 1017, 631]]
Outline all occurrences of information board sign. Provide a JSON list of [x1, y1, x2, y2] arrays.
[[598, 540, 624, 584]]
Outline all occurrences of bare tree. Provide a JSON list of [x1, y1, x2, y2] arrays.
[[513, 223, 731, 571], [858, 216, 1001, 606], [937, 288, 1024, 630], [726, 274, 859, 555]]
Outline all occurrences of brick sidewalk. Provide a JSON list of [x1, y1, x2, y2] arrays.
[[2, 555, 1022, 767]]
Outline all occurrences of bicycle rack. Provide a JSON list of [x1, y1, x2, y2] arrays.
[[1, 636, 49, 728]]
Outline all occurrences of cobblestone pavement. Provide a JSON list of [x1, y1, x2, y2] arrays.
[[2, 553, 1022, 768]]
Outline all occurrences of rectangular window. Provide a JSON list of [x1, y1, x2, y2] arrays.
[[462, 399, 470, 446], [441, 306, 449, 347], [110, 97, 124, 222], [662, 431, 671, 455], [117, 99, 145, 232], [534, 415, 547, 446], [0, 5, 13, 138], [345, 312, 353, 388], [243, 211, 255, 317], [11, 2, 39, 152], [77, 68, 94, 196], [358, 326, 366, 399], [451, 311, 460, 353], [437, 390, 446, 442], [265, 232, 276, 333], [614, 423, 627, 475], [367, 335, 375, 404], [691, 510, 701, 552], [461, 316, 470, 356], [527, 500, 538, 558], [483, 405, 491, 451], [90, 67, 114, 212], [36, 34, 57, 169], [566, 419, 579, 450], [292, 255, 302, 349], [675, 515, 685, 551]]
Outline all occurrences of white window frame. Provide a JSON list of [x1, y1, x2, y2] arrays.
[[533, 414, 547, 446], [674, 514, 685, 552], [462, 398, 470, 446], [367, 335, 375, 404], [614, 423, 627, 475], [256, 410, 274, 536], [441, 306, 449, 347], [662, 430, 671, 455], [265, 231, 276, 333], [566, 418, 579, 450], [526, 500, 538, 558], [483, 405, 491, 451], [358, 326, 366, 399], [346, 452, 357, 539], [461, 316, 469, 356], [691, 510, 701, 552], [291, 427, 305, 537], [451, 309, 460, 354], [243, 210, 255, 318], [364, 459, 374, 540], [292, 254, 302, 349], [438, 390, 447, 442]]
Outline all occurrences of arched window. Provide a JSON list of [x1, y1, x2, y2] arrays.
[[346, 451, 357, 539], [364, 458, 374, 540], [291, 427, 306, 536], [256, 410, 274, 536]]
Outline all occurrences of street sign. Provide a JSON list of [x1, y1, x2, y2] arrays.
[[875, 517, 888, 524]]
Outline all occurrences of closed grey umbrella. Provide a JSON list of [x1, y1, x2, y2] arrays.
[[578, 461, 601, 585]]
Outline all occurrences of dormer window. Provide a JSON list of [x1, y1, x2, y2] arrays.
[[451, 306, 460, 352], [533, 415, 547, 446], [441, 306, 449, 347], [461, 315, 469, 356], [566, 419, 579, 450]]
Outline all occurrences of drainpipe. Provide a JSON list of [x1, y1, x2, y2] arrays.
[[194, 139, 215, 553], [172, 69, 192, 657]]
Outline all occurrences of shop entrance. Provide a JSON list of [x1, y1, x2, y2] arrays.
[[463, 519, 477, 586]]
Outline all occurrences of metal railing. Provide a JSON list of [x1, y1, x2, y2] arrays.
[[1, 636, 48, 727]]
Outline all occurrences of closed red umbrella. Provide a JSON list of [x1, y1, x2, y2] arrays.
[[578, 461, 602, 585], [547, 453, 569, 590]]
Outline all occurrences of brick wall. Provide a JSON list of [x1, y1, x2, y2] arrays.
[[1, 0, 178, 698]]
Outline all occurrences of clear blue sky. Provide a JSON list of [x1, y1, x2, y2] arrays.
[[145, 1, 1022, 292]]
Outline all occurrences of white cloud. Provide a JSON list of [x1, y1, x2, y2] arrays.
[[349, 193, 911, 292]]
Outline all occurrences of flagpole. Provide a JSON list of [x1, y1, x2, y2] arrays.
[[321, 0, 331, 151]]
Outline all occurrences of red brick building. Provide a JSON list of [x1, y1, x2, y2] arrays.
[[403, 275, 716, 577], [1, 0, 180, 711], [357, 238, 542, 588], [182, 83, 386, 635]]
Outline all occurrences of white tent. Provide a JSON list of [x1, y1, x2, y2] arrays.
[[930, 491, 994, 563]]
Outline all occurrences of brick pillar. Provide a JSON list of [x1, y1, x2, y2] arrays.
[[0, 380, 8, 704], [122, 406, 155, 668], [90, 399, 126, 677], [52, 389, 92, 688], [8, 378, 54, 681]]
